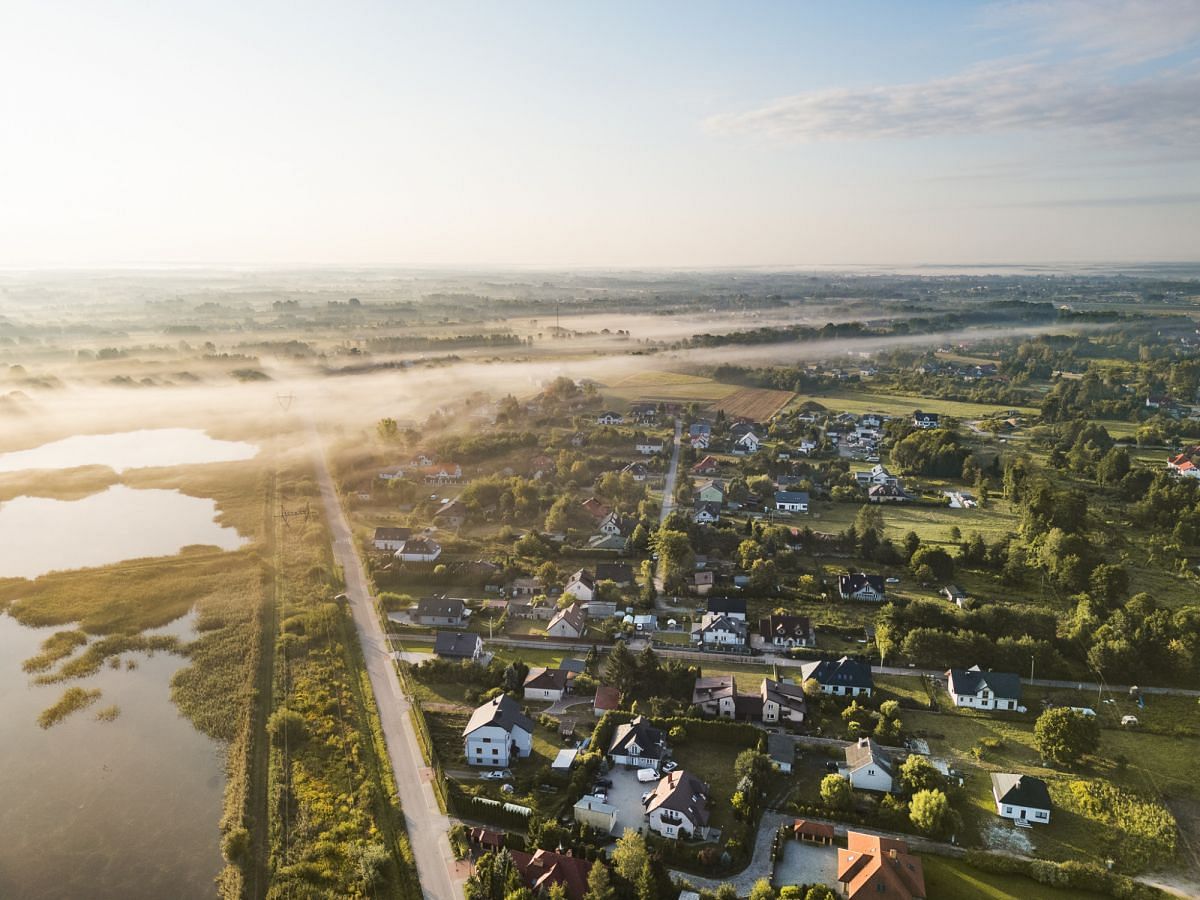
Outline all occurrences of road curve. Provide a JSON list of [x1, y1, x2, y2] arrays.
[[309, 426, 463, 900]]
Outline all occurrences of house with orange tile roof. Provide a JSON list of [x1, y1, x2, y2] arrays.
[[837, 831, 926, 900]]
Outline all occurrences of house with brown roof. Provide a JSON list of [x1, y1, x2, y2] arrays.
[[580, 497, 612, 521], [758, 613, 815, 648], [692, 455, 720, 475], [837, 831, 926, 900], [644, 770, 711, 840], [843, 737, 894, 793], [510, 848, 594, 900], [593, 685, 620, 717], [524, 667, 570, 702], [546, 602, 587, 639], [793, 819, 834, 844]]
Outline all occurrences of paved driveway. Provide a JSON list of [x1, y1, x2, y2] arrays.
[[604, 766, 651, 837], [774, 841, 837, 889]]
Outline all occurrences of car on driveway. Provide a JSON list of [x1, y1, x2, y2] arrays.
[[594, 778, 613, 789], [636, 768, 660, 783], [482, 769, 513, 781], [825, 761, 840, 773], [661, 760, 678, 773]]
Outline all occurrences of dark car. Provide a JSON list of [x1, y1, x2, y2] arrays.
[[594, 778, 613, 789], [825, 761, 840, 773]]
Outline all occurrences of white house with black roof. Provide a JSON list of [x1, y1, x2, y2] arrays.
[[705, 596, 747, 620], [842, 737, 894, 793], [799, 656, 873, 697], [607, 716, 669, 768], [413, 596, 469, 627], [433, 631, 483, 662], [992, 773, 1052, 825], [372, 526, 412, 550], [838, 573, 886, 602], [912, 410, 941, 429], [691, 612, 747, 648], [644, 770, 711, 840], [946, 665, 1023, 711], [463, 695, 534, 767], [774, 490, 810, 513], [563, 569, 596, 604]]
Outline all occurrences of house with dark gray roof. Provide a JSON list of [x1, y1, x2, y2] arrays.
[[546, 602, 587, 639], [838, 573, 886, 602], [991, 773, 1051, 825], [372, 526, 412, 550], [705, 596, 747, 620], [799, 656, 873, 697], [462, 695, 534, 767], [433, 631, 482, 662], [946, 666, 1023, 711], [645, 770, 710, 839], [413, 596, 469, 626], [608, 715, 668, 767], [843, 737, 894, 793], [758, 613, 815, 648]]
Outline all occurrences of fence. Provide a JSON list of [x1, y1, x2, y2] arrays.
[[396, 662, 452, 813]]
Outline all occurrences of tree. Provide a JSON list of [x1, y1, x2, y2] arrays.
[[635, 860, 658, 900], [604, 641, 636, 697], [611, 829, 650, 885], [909, 545, 954, 581], [583, 862, 616, 900], [734, 748, 772, 786], [898, 754, 943, 794], [1034, 707, 1101, 766], [749, 879, 776, 900], [804, 887, 837, 900], [651, 529, 695, 592], [909, 788, 950, 835], [820, 774, 852, 810], [267, 708, 308, 747], [748, 558, 780, 593], [376, 417, 399, 440]]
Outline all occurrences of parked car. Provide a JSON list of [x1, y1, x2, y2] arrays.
[[885, 576, 900, 584], [661, 760, 678, 773], [594, 777, 613, 789], [825, 761, 840, 773], [636, 768, 660, 783], [482, 769, 513, 781], [641, 791, 653, 805]]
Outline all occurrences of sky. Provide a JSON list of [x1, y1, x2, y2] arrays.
[[1, 0, 1198, 268]]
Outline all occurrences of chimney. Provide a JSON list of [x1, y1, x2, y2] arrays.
[[889, 849, 898, 861]]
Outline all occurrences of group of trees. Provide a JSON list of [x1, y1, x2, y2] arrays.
[[820, 753, 960, 838]]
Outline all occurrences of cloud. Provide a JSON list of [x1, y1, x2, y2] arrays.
[[707, 1, 1200, 150]]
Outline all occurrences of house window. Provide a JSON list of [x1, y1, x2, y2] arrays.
[[1004, 806, 1012, 814], [1035, 811, 1048, 820]]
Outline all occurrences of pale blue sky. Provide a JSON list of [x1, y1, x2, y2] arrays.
[[1, 1, 1197, 266]]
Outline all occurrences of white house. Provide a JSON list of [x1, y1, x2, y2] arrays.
[[596, 411, 624, 425], [372, 526, 412, 551], [546, 602, 587, 639], [799, 656, 873, 697], [413, 596, 468, 626], [596, 512, 630, 538], [946, 666, 1023, 711], [774, 490, 809, 513], [433, 631, 483, 662], [463, 695, 534, 767], [843, 737, 894, 793], [563, 569, 597, 604], [635, 439, 665, 455], [691, 612, 747, 648], [855, 464, 899, 487], [574, 795, 618, 834], [912, 410, 940, 429], [761, 678, 806, 725], [691, 676, 737, 718], [607, 716, 669, 768], [693, 503, 721, 524], [838, 573, 886, 602], [395, 537, 442, 563], [645, 770, 710, 840], [622, 462, 649, 482], [733, 431, 761, 454], [524, 667, 570, 702], [758, 613, 815, 648], [991, 773, 1052, 825]]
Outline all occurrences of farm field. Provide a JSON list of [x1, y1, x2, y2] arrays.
[[709, 387, 797, 420], [793, 389, 1040, 421], [805, 497, 1022, 544], [605, 370, 738, 403]]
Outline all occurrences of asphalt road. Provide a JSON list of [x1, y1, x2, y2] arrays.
[[653, 417, 684, 598], [309, 426, 463, 900]]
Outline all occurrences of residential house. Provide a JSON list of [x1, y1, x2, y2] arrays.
[[573, 795, 619, 834], [420, 462, 463, 484], [635, 439, 665, 455], [797, 439, 818, 456], [799, 656, 874, 697], [563, 570, 597, 604], [868, 483, 908, 504], [838, 573, 886, 602], [630, 403, 659, 424], [991, 773, 1052, 825], [761, 678, 807, 725], [510, 849, 593, 900], [843, 737, 894, 793], [693, 503, 721, 524], [644, 770, 711, 840], [687, 570, 715, 596], [706, 596, 747, 620], [691, 676, 737, 718], [631, 614, 657, 633], [946, 666, 1022, 711], [691, 612, 747, 648], [433, 631, 483, 662], [758, 613, 815, 648], [768, 733, 795, 773], [433, 498, 466, 528], [694, 479, 725, 505], [395, 537, 442, 563], [524, 667, 570, 702], [733, 431, 762, 454], [580, 497, 612, 521], [596, 411, 624, 425], [546, 602, 587, 640], [837, 832, 926, 900], [855, 464, 899, 487], [608, 716, 669, 768], [462, 695, 534, 767], [413, 596, 468, 626], [912, 410, 940, 429], [691, 455, 720, 475], [584, 599, 618, 619], [596, 511, 631, 538], [510, 577, 543, 598], [372, 526, 412, 551], [941, 585, 970, 607], [622, 462, 649, 482], [593, 685, 620, 718], [861, 414, 885, 429], [595, 562, 633, 586], [688, 423, 712, 449], [1168, 449, 1200, 479], [774, 490, 810, 513]]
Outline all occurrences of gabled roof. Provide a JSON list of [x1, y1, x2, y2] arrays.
[[774, 490, 810, 504], [692, 675, 736, 705], [947, 666, 1022, 700], [511, 848, 593, 900], [768, 733, 795, 765], [608, 715, 667, 760], [593, 684, 620, 711], [373, 526, 412, 541], [694, 612, 747, 638], [567, 569, 596, 589], [991, 773, 1051, 810], [399, 537, 441, 556], [463, 694, 534, 737], [595, 562, 633, 584], [415, 596, 465, 618], [800, 656, 874, 690], [645, 770, 710, 828], [691, 454, 720, 471], [433, 631, 480, 658], [844, 737, 892, 776], [524, 666, 570, 692], [694, 502, 721, 519], [762, 678, 807, 714], [837, 831, 926, 900], [759, 614, 812, 639], [839, 573, 886, 595], [706, 596, 746, 617], [548, 603, 587, 635]]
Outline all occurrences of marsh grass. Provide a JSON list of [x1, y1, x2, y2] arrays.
[[21, 629, 88, 673], [95, 704, 121, 722], [38, 687, 102, 729]]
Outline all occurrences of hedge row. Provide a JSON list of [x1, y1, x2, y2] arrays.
[[964, 851, 1165, 900]]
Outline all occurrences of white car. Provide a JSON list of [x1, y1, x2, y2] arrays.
[[885, 577, 900, 584], [661, 760, 678, 773], [482, 769, 513, 781]]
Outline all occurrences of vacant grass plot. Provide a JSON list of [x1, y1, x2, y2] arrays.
[[794, 389, 1039, 421], [921, 856, 1106, 900], [606, 371, 738, 402], [709, 387, 796, 420], [807, 498, 1021, 544]]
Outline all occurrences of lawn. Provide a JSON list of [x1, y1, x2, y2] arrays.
[[667, 739, 746, 831], [807, 497, 1022, 544], [921, 855, 1106, 900], [606, 371, 738, 403], [792, 389, 1040, 421]]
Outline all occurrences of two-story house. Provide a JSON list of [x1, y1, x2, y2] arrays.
[[563, 569, 596, 604], [413, 596, 468, 627], [838, 573, 886, 602], [758, 613, 815, 648], [462, 695, 534, 767], [799, 656, 874, 697], [645, 770, 710, 840], [691, 612, 747, 649], [546, 602, 587, 639], [946, 666, 1022, 711], [607, 716, 669, 768]]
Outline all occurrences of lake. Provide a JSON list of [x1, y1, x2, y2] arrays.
[[0, 612, 224, 900], [0, 428, 258, 474], [0, 485, 247, 579]]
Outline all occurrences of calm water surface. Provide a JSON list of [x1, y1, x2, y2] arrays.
[[0, 428, 257, 473], [0, 485, 247, 579], [0, 613, 224, 899]]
